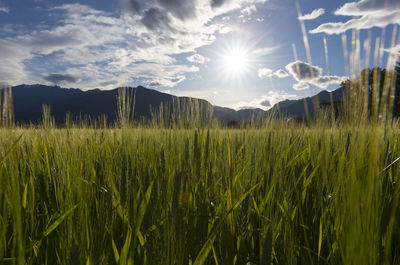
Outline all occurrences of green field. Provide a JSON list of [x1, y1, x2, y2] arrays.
[[1, 124, 400, 264]]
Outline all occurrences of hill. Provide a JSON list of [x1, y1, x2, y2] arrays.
[[1, 84, 353, 125], [3, 84, 266, 125], [266, 87, 344, 119]]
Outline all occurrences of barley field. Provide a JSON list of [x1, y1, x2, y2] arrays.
[[0, 122, 399, 264]]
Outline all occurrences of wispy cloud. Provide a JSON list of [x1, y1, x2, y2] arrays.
[[253, 46, 278, 56], [148, 75, 186, 87], [187, 54, 210, 64], [0, 0, 268, 88], [0, 1, 9, 14], [258, 68, 273, 78], [231, 90, 298, 110], [241, 4, 257, 16], [258, 68, 288, 78], [293, 82, 309, 90], [298, 8, 324, 20], [310, 0, 400, 35], [384, 44, 400, 55]]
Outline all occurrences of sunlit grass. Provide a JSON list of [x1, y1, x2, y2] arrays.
[[0, 122, 399, 264]]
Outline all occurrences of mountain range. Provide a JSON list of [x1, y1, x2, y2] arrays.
[[1, 84, 344, 125]]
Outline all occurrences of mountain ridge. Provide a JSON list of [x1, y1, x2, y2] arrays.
[[267, 87, 344, 119], [3, 84, 265, 124], [1, 84, 344, 124]]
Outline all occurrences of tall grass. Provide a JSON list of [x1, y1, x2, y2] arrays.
[[0, 86, 14, 128], [0, 125, 400, 264], [150, 97, 214, 129], [117, 87, 136, 128]]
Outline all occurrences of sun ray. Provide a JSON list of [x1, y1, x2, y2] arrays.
[[223, 47, 248, 75]]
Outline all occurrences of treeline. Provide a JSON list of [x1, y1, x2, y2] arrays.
[[336, 59, 400, 123]]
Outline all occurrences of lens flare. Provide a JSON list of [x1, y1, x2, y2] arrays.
[[223, 48, 248, 75]]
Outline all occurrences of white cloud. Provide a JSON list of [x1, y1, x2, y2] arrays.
[[167, 88, 220, 103], [385, 44, 400, 55], [187, 53, 211, 64], [241, 4, 257, 16], [335, 0, 400, 16], [231, 90, 298, 110], [293, 82, 310, 90], [253, 46, 279, 56], [128, 64, 199, 80], [298, 8, 325, 20], [258, 68, 273, 78], [258, 68, 289, 78], [0, 0, 268, 88], [0, 1, 9, 14], [148, 75, 186, 87], [285, 60, 347, 90], [310, 0, 400, 35]]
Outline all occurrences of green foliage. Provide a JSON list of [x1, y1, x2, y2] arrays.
[[338, 59, 400, 124]]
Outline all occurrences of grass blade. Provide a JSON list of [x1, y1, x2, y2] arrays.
[[43, 203, 79, 237]]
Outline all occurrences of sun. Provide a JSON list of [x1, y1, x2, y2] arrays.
[[223, 47, 249, 75]]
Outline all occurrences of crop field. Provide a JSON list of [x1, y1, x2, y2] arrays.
[[0, 123, 400, 265], [0, 0, 400, 264]]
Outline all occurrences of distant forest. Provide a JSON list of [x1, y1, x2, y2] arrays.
[[338, 59, 400, 119]]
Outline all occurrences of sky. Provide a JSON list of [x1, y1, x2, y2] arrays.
[[0, 0, 399, 110]]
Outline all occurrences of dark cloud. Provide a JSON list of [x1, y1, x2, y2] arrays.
[[149, 81, 162, 87], [170, 76, 183, 83], [260, 99, 271, 107], [285, 60, 321, 81], [312, 76, 343, 85], [43, 73, 78, 84], [274, 69, 289, 78], [141, 8, 172, 31], [285, 60, 346, 90], [156, 0, 195, 20], [127, 0, 141, 13], [309, 75, 346, 88], [211, 0, 227, 8]]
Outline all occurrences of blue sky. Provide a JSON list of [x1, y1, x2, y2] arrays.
[[0, 0, 399, 109]]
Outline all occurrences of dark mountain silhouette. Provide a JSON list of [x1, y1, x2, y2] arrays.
[[267, 87, 344, 119], [1, 83, 351, 125], [213, 106, 265, 122], [5, 84, 266, 125]]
